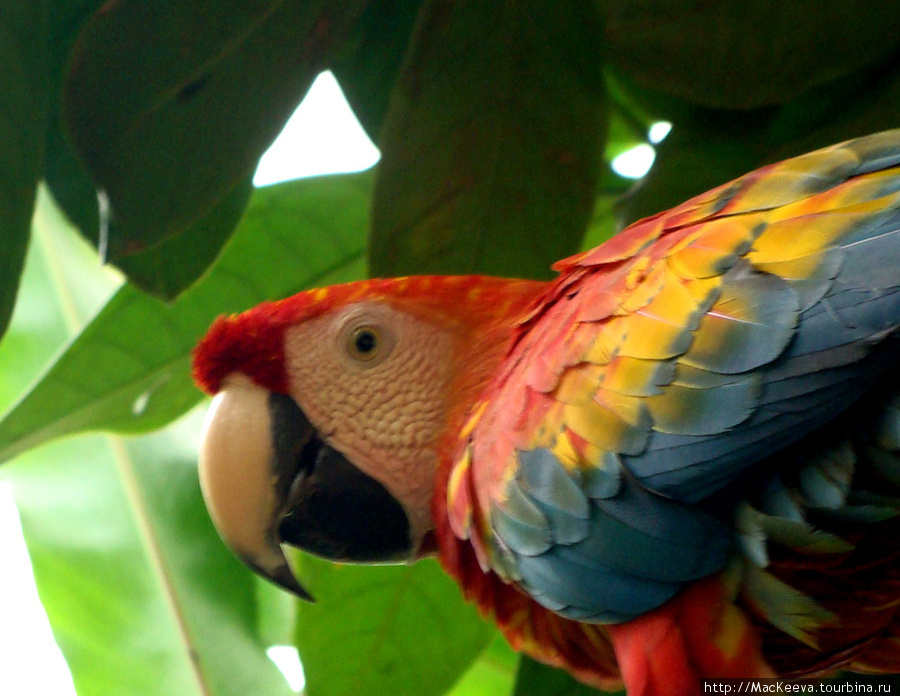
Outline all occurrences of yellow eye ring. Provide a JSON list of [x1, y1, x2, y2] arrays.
[[347, 325, 381, 362]]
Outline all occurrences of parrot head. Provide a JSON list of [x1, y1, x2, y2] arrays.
[[192, 275, 546, 598]]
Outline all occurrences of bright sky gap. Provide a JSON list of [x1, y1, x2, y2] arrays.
[[253, 71, 380, 187], [611, 121, 671, 179]]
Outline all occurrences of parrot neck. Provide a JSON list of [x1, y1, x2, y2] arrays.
[[422, 274, 622, 689], [433, 277, 551, 477]]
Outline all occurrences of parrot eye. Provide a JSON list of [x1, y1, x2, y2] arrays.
[[336, 307, 397, 368], [346, 325, 384, 363]]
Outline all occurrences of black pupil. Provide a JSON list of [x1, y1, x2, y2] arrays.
[[355, 329, 377, 355]]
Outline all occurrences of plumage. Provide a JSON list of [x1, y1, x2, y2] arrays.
[[193, 130, 900, 695]]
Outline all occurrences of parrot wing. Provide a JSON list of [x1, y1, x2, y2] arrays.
[[446, 130, 900, 623]]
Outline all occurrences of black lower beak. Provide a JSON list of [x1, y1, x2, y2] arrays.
[[267, 393, 413, 593]]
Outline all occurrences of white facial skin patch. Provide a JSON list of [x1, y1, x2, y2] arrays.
[[282, 301, 459, 548]]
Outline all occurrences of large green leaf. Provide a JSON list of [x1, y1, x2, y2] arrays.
[[0, 172, 373, 463], [1, 193, 293, 696], [621, 56, 900, 232], [41, 0, 117, 247], [42, 0, 269, 299], [602, 1, 900, 110], [330, 0, 425, 142], [46, 96, 255, 300], [293, 554, 493, 696], [62, 0, 369, 265], [0, 187, 121, 413], [371, 0, 606, 279], [449, 635, 519, 696], [0, 1, 49, 340], [112, 176, 255, 300], [7, 422, 295, 696]]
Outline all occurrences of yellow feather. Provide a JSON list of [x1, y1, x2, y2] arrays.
[[563, 398, 648, 454], [750, 253, 827, 281], [752, 213, 868, 263], [555, 363, 606, 405], [602, 355, 668, 397], [550, 430, 583, 471], [581, 323, 621, 365], [637, 274, 708, 328], [616, 314, 692, 360], [620, 263, 667, 313]]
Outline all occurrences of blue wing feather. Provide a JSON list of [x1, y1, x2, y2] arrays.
[[486, 131, 900, 624]]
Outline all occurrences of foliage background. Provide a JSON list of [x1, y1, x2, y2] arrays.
[[3, 2, 900, 694]]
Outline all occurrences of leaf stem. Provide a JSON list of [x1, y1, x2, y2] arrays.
[[108, 436, 211, 696]]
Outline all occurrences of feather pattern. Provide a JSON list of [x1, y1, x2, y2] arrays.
[[442, 131, 900, 670]]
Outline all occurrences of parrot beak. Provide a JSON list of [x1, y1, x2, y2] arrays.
[[198, 375, 314, 600], [198, 374, 413, 600]]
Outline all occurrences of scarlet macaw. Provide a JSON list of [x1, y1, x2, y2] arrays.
[[193, 130, 900, 695]]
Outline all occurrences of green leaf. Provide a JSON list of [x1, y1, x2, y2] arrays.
[[62, 0, 370, 263], [0, 1, 49, 340], [0, 172, 373, 464], [617, 116, 768, 229], [1, 197, 293, 696], [448, 634, 519, 696], [46, 107, 255, 301], [579, 191, 620, 253], [42, 0, 262, 298], [293, 554, 493, 696], [604, 108, 651, 164], [513, 656, 623, 696], [602, 1, 900, 110], [0, 186, 121, 413], [331, 0, 425, 142], [44, 109, 101, 239], [371, 0, 607, 279], [7, 418, 295, 696], [41, 0, 111, 244], [621, 55, 900, 233], [113, 176, 254, 300], [764, 54, 900, 161]]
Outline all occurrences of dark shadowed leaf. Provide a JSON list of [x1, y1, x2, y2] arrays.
[[62, 0, 370, 264], [41, 0, 115, 245], [330, 0, 425, 141], [293, 554, 492, 696], [0, 1, 49, 340], [371, 0, 606, 279], [622, 54, 900, 232], [513, 656, 623, 696], [0, 172, 373, 464], [113, 176, 254, 299], [764, 54, 900, 162], [44, 110, 100, 239], [617, 115, 769, 229], [602, 1, 900, 110], [46, 102, 256, 300]]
